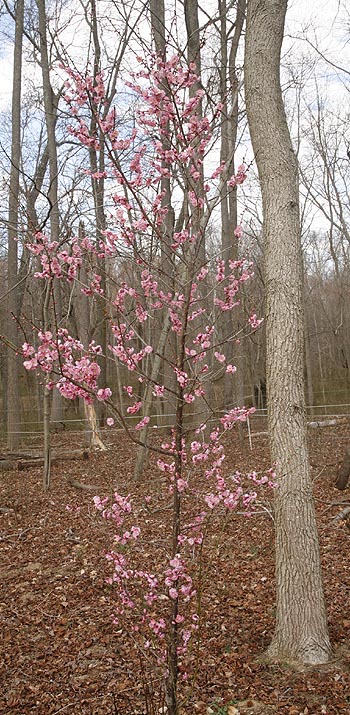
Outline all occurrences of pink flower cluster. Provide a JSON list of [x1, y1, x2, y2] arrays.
[[94, 491, 201, 663], [23, 330, 109, 404], [228, 163, 247, 188], [27, 232, 82, 281]]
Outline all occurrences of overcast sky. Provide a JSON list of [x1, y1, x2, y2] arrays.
[[0, 0, 348, 113]]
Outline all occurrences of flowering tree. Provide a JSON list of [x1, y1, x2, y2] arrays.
[[22, 54, 272, 712]]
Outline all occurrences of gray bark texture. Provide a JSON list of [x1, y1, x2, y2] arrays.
[[219, 0, 245, 409], [244, 0, 331, 664], [37, 0, 64, 426], [7, 0, 24, 450], [89, 0, 108, 425]]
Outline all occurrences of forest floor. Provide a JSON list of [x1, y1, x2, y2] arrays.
[[1, 419, 350, 715]]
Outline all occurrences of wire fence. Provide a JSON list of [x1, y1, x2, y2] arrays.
[[1, 403, 349, 448]]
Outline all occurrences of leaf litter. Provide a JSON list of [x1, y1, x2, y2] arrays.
[[0, 422, 349, 714]]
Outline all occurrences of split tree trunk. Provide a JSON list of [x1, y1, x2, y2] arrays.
[[244, 0, 331, 664], [37, 0, 64, 433], [7, 0, 24, 451], [218, 0, 246, 411]]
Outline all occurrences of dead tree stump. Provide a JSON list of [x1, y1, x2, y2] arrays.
[[336, 448, 350, 490]]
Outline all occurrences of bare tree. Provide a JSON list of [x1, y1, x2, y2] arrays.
[[244, 0, 331, 664], [37, 0, 63, 486], [218, 0, 246, 412], [7, 0, 24, 451]]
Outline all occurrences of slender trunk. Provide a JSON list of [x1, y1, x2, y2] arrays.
[[245, 0, 331, 664], [184, 0, 205, 268], [37, 0, 64, 426], [43, 282, 51, 489], [7, 0, 24, 450], [312, 304, 327, 414], [84, 403, 106, 450], [133, 314, 170, 480], [150, 0, 175, 282], [218, 0, 246, 410], [304, 318, 314, 417], [148, 0, 176, 429], [89, 0, 107, 425]]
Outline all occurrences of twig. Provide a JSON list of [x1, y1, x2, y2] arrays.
[[319, 500, 350, 515], [52, 700, 82, 715], [112, 692, 119, 715], [332, 506, 350, 522]]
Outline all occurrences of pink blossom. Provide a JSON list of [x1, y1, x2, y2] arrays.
[[152, 384, 164, 397], [135, 416, 150, 430], [216, 260, 225, 282], [190, 441, 201, 453], [228, 163, 247, 188], [175, 614, 185, 624], [196, 266, 209, 281], [127, 401, 142, 414], [249, 313, 264, 329], [214, 351, 226, 363], [96, 387, 112, 401], [174, 368, 188, 387], [106, 417, 114, 426], [211, 161, 226, 179], [205, 493, 221, 509], [22, 343, 35, 358], [157, 458, 175, 474]]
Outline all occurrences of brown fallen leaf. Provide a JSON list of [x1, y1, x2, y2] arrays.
[[227, 706, 240, 715]]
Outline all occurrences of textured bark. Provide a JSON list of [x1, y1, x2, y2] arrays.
[[304, 319, 314, 416], [133, 313, 170, 481], [89, 0, 108, 425], [150, 0, 175, 281], [218, 0, 246, 409], [84, 403, 106, 451], [244, 0, 331, 664], [42, 283, 51, 489], [184, 0, 205, 269], [7, 0, 24, 450], [37, 0, 64, 427], [336, 448, 350, 490]]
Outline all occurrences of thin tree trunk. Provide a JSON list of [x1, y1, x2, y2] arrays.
[[7, 0, 24, 450], [84, 403, 106, 450], [148, 0, 176, 429], [304, 319, 314, 417], [89, 0, 108, 425], [133, 314, 170, 481], [244, 0, 331, 664], [218, 0, 246, 410], [43, 282, 51, 489], [37, 0, 64, 426], [184, 0, 205, 268]]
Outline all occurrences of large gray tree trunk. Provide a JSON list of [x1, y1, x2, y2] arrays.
[[244, 0, 331, 664]]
